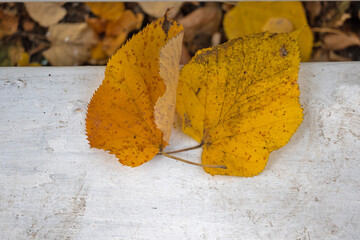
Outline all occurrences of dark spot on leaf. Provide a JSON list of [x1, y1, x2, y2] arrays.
[[269, 33, 277, 38], [184, 113, 191, 127], [195, 88, 201, 95], [280, 45, 288, 57]]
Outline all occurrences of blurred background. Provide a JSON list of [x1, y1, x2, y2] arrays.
[[1, 1, 360, 66]]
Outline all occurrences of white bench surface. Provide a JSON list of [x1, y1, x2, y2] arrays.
[[1, 63, 360, 239]]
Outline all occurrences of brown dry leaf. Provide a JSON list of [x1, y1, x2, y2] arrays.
[[102, 10, 144, 56], [24, 3, 66, 27], [310, 48, 329, 62], [22, 20, 35, 32], [85, 17, 107, 34], [303, 2, 321, 25], [222, 2, 235, 12], [180, 43, 191, 65], [0, 10, 19, 39], [328, 2, 350, 28], [8, 39, 24, 65], [179, 2, 222, 43], [323, 32, 360, 51], [43, 23, 97, 66], [138, 2, 183, 18], [333, 13, 351, 28], [86, 2, 124, 21], [329, 51, 351, 61], [211, 32, 221, 47]]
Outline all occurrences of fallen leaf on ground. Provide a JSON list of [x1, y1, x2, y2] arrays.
[[303, 2, 322, 25], [87, 10, 144, 59], [177, 32, 303, 177], [0, 10, 19, 39], [323, 32, 360, 51], [24, 2, 66, 27], [86, 14, 184, 167], [90, 42, 107, 60], [179, 2, 222, 43], [138, 2, 183, 18], [333, 13, 351, 28], [22, 20, 35, 32], [180, 43, 191, 65], [211, 32, 221, 47], [17, 52, 41, 66], [328, 51, 351, 61], [102, 10, 144, 56], [310, 48, 330, 62], [262, 17, 294, 33], [223, 1, 313, 62], [327, 2, 350, 28], [86, 17, 107, 34], [43, 23, 97, 66], [86, 2, 124, 21], [0, 39, 23, 66]]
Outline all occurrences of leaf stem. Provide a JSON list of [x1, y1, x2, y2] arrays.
[[164, 142, 204, 154], [156, 143, 204, 155], [311, 27, 343, 35], [161, 151, 227, 169]]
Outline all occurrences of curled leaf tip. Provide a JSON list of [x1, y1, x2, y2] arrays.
[[162, 8, 175, 34]]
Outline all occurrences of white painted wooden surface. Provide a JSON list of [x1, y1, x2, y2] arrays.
[[0, 63, 359, 239], [0, 0, 311, 2]]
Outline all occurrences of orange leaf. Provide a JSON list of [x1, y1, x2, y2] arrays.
[[86, 15, 184, 167], [91, 42, 107, 60], [86, 10, 144, 58], [0, 10, 19, 39], [86, 17, 107, 35], [103, 10, 144, 56], [86, 2, 125, 21]]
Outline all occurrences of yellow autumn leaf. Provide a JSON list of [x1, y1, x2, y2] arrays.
[[17, 52, 42, 66], [177, 32, 303, 177], [91, 42, 107, 60], [86, 14, 184, 167], [223, 1, 313, 62], [86, 2, 125, 21]]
